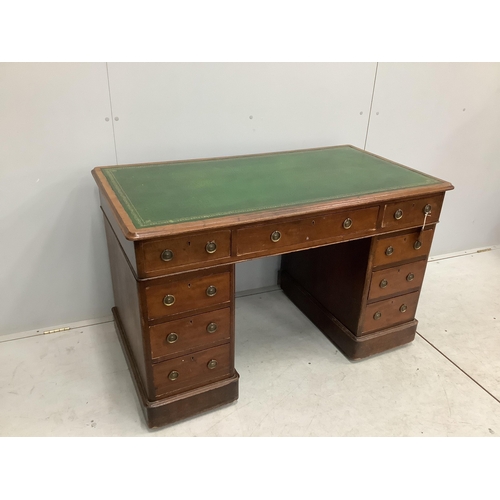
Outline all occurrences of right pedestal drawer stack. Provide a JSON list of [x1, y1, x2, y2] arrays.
[[280, 223, 437, 361], [361, 226, 435, 337]]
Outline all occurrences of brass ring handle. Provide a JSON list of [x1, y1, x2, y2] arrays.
[[373, 311, 382, 320], [161, 249, 174, 262], [205, 241, 217, 254], [414, 240, 422, 250], [385, 246, 394, 256], [270, 230, 281, 242], [168, 370, 179, 381], [379, 279, 388, 288], [206, 322, 218, 334], [166, 333, 178, 344], [423, 204, 432, 214], [206, 285, 217, 297], [207, 359, 218, 370], [394, 209, 403, 220], [406, 273, 415, 282], [400, 304, 408, 313], [343, 218, 353, 229], [163, 294, 175, 306]]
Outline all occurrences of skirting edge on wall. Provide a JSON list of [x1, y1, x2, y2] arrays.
[[0, 315, 114, 344], [429, 245, 500, 262]]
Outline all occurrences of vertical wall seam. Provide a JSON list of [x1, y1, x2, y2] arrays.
[[105, 62, 119, 165], [363, 62, 379, 150]]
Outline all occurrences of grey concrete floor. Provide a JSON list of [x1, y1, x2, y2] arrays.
[[1, 249, 499, 436]]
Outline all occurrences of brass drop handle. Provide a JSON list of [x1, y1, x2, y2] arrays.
[[400, 304, 408, 313], [168, 371, 179, 381], [343, 218, 353, 229], [206, 241, 217, 254], [207, 359, 218, 369], [385, 246, 394, 256], [163, 294, 175, 306], [414, 240, 422, 250], [206, 285, 217, 297], [167, 333, 178, 344], [406, 273, 415, 282], [380, 279, 388, 288], [207, 322, 218, 334], [161, 249, 174, 262], [271, 230, 281, 242], [394, 209, 403, 220], [373, 311, 382, 320]]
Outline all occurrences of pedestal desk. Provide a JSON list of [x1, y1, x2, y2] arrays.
[[92, 145, 453, 428]]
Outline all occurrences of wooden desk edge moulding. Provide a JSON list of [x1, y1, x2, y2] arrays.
[[92, 144, 453, 428]]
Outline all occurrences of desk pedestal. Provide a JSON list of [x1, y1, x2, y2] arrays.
[[280, 228, 432, 359]]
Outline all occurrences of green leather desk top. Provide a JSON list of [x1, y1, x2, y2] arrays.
[[101, 146, 441, 229]]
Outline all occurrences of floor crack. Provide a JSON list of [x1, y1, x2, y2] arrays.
[[417, 332, 500, 405]]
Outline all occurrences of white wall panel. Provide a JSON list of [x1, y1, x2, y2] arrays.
[[366, 62, 500, 255], [107, 62, 377, 291], [0, 63, 116, 336]]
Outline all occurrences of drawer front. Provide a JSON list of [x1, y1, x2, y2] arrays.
[[152, 343, 232, 397], [368, 260, 427, 301], [145, 272, 231, 321], [381, 194, 444, 231], [372, 227, 434, 267], [149, 308, 231, 361], [236, 206, 379, 256], [362, 291, 420, 334], [139, 230, 231, 276]]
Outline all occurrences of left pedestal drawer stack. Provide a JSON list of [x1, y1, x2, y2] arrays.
[[103, 215, 239, 428]]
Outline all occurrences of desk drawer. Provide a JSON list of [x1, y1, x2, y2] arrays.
[[152, 343, 232, 398], [372, 227, 434, 268], [138, 230, 231, 276], [362, 291, 420, 334], [149, 308, 231, 361], [381, 194, 444, 231], [368, 260, 427, 301], [235, 206, 379, 256], [145, 271, 231, 321]]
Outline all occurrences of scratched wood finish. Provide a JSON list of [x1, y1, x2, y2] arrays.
[[137, 230, 231, 278], [144, 271, 231, 321], [149, 307, 231, 361], [152, 343, 232, 399], [236, 206, 379, 256], [372, 227, 435, 268], [361, 290, 420, 334], [368, 259, 427, 301], [381, 194, 444, 231]]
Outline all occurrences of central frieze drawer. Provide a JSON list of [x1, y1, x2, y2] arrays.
[[145, 271, 231, 321], [149, 308, 231, 361], [152, 343, 232, 398], [235, 206, 379, 256]]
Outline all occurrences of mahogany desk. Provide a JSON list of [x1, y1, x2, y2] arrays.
[[92, 145, 453, 428]]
